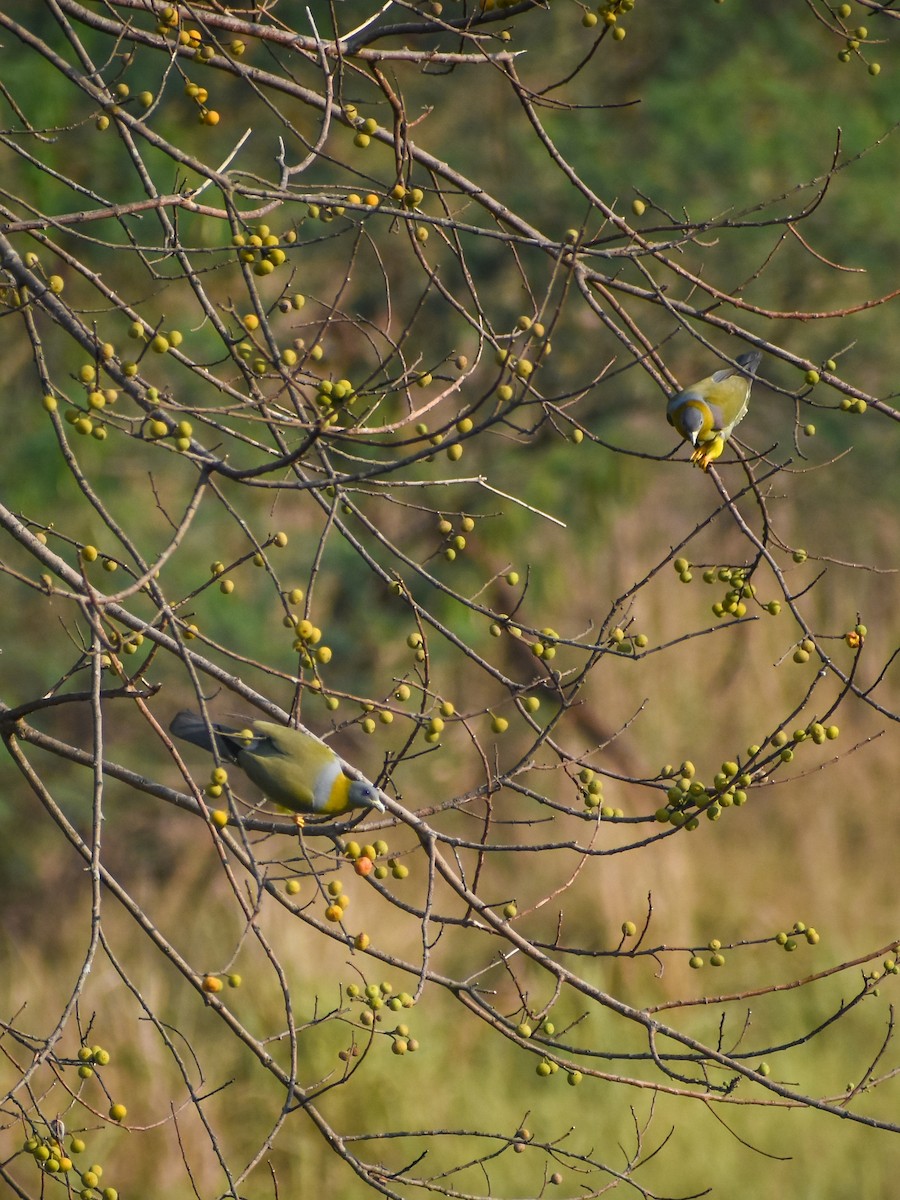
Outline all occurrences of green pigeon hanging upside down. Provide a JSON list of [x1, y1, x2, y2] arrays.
[[667, 350, 762, 470], [170, 710, 385, 815]]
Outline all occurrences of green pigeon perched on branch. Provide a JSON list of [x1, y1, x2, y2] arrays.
[[170, 710, 385, 815], [667, 350, 762, 470]]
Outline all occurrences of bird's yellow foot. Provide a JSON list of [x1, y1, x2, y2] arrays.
[[292, 814, 305, 829], [691, 437, 724, 471]]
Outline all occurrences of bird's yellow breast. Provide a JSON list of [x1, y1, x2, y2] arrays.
[[320, 772, 353, 814]]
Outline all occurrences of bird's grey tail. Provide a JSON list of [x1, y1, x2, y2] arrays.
[[170, 710, 239, 762], [736, 351, 762, 376]]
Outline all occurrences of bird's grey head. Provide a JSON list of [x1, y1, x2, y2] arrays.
[[678, 402, 705, 444], [349, 780, 386, 812]]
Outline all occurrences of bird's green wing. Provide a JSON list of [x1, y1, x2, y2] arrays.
[[235, 721, 339, 811]]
